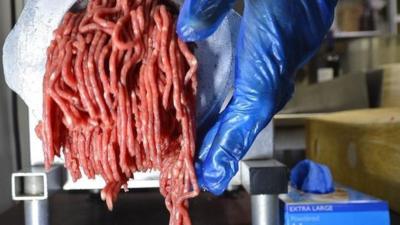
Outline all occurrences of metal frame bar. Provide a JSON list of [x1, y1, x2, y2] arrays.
[[11, 166, 63, 225], [388, 0, 398, 34], [12, 172, 47, 201]]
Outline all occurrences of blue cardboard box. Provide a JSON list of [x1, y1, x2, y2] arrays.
[[279, 184, 390, 225]]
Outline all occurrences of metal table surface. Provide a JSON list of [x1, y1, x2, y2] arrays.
[[0, 190, 251, 225]]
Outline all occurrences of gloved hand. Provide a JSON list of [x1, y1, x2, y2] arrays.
[[177, 0, 338, 195]]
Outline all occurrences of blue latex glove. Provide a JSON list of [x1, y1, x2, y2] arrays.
[[177, 0, 337, 195], [290, 160, 334, 194]]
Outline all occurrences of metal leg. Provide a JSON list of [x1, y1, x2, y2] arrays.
[[24, 200, 49, 225], [23, 174, 49, 225], [241, 160, 288, 225], [251, 195, 279, 225], [12, 166, 63, 225]]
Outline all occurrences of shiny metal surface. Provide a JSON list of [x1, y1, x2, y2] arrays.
[[12, 172, 47, 201], [251, 195, 279, 225], [24, 176, 44, 196], [24, 200, 49, 225], [12, 166, 64, 201]]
